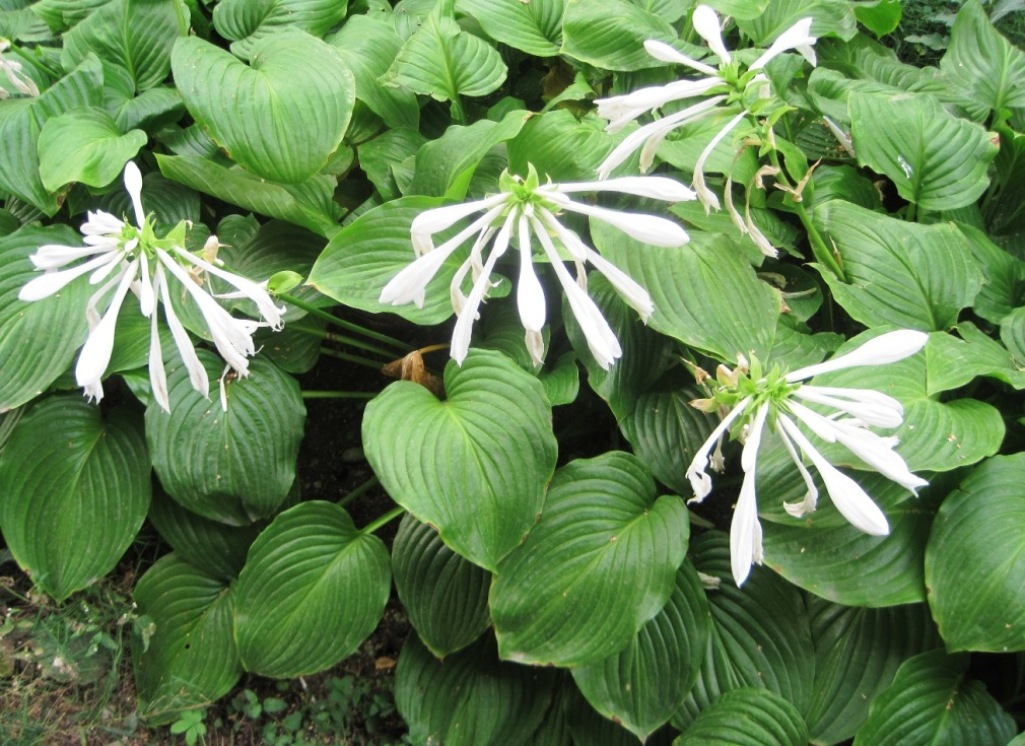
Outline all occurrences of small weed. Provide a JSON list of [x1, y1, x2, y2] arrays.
[[170, 709, 208, 746]]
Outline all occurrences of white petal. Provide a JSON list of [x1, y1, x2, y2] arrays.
[[29, 243, 107, 270], [148, 273, 170, 413], [157, 264, 210, 399], [517, 213, 546, 332], [137, 251, 155, 317], [555, 175, 696, 203], [532, 216, 621, 369], [174, 247, 285, 329], [750, 18, 817, 71], [75, 260, 138, 388], [81, 210, 126, 236], [580, 245, 654, 321], [685, 396, 751, 502], [450, 213, 514, 364], [19, 250, 123, 301], [643, 39, 719, 76], [693, 110, 748, 214], [693, 5, 731, 65], [777, 420, 820, 518], [123, 162, 146, 227], [410, 194, 509, 254], [553, 197, 689, 247], [525, 329, 545, 366], [793, 386, 904, 428], [778, 415, 890, 535], [731, 403, 768, 586], [787, 330, 929, 382], [596, 78, 724, 131]]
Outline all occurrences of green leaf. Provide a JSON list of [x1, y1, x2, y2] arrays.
[[392, 513, 491, 658], [675, 688, 809, 746], [156, 155, 340, 236], [809, 329, 1004, 473], [396, 633, 558, 746], [0, 397, 150, 601], [148, 487, 264, 582], [593, 224, 779, 363], [0, 225, 90, 412], [172, 32, 355, 184], [457, 0, 565, 57], [854, 0, 902, 37], [925, 454, 1025, 652], [736, 0, 857, 44], [383, 15, 507, 106], [561, 0, 678, 71], [940, 0, 1025, 121], [62, 0, 189, 92], [359, 128, 427, 200], [805, 598, 940, 745], [815, 200, 984, 330], [761, 464, 936, 607], [364, 349, 556, 571], [701, 0, 770, 20], [849, 91, 997, 210], [929, 322, 1025, 391], [327, 14, 419, 130], [307, 196, 464, 324], [675, 533, 814, 728], [572, 563, 710, 741], [212, 0, 348, 59], [37, 107, 146, 191], [0, 54, 104, 215], [132, 554, 242, 725], [145, 351, 306, 525], [961, 223, 1025, 324], [506, 110, 617, 183], [234, 501, 391, 678], [491, 452, 689, 666], [853, 650, 1016, 745], [410, 108, 528, 199]]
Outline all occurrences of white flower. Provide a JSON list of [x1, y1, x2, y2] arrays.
[[19, 162, 285, 412], [380, 166, 693, 369], [685, 330, 929, 586], [0, 38, 39, 98], [595, 8, 817, 220]]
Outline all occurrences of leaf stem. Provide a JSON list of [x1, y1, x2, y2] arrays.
[[320, 347, 385, 369], [362, 506, 404, 535], [339, 476, 380, 508], [301, 391, 376, 400], [276, 291, 408, 351], [289, 323, 395, 359]]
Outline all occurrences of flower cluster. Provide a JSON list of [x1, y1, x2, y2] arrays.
[[685, 330, 930, 586], [380, 166, 694, 369], [595, 7, 818, 256], [19, 163, 285, 412]]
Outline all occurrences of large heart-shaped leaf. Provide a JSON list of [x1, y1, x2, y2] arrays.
[[561, 0, 679, 71], [396, 633, 558, 746], [849, 91, 997, 210], [940, 0, 1025, 121], [571, 563, 710, 741], [457, 0, 565, 57], [0, 396, 150, 601], [674, 533, 815, 728], [392, 514, 491, 659], [62, 0, 189, 92], [853, 650, 1016, 745], [146, 351, 306, 525], [172, 32, 354, 184], [0, 225, 89, 413], [383, 15, 507, 109], [233, 502, 391, 678], [805, 598, 941, 745], [363, 349, 556, 571], [132, 554, 242, 725], [925, 454, 1025, 652], [814, 200, 983, 330], [37, 107, 146, 191], [676, 688, 809, 746], [593, 224, 779, 362], [212, 0, 348, 59], [491, 452, 689, 666]]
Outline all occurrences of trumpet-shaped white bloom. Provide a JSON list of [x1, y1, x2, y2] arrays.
[[19, 162, 285, 412], [0, 38, 39, 98], [685, 330, 929, 586], [595, 6, 817, 231], [380, 166, 694, 369]]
